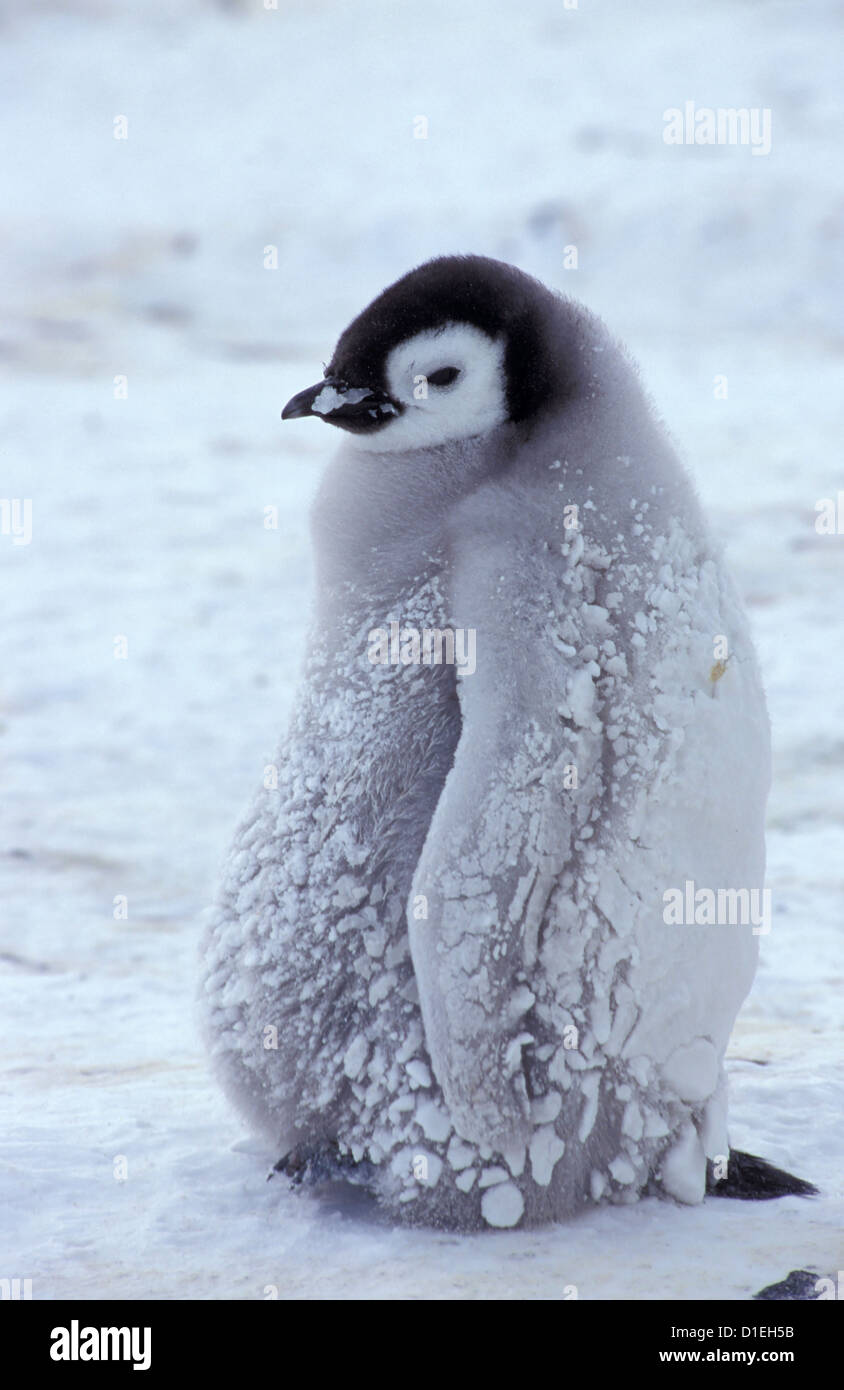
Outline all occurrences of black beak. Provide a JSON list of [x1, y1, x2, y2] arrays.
[[281, 382, 327, 420], [281, 377, 399, 432]]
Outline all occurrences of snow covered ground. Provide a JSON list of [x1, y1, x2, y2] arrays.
[[1, 0, 841, 1298]]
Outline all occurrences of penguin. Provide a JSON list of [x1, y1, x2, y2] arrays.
[[200, 255, 815, 1229]]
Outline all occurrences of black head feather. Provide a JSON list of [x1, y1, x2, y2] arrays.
[[327, 255, 571, 424]]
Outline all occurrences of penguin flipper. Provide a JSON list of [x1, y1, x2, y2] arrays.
[[706, 1149, 818, 1200], [407, 512, 596, 1151]]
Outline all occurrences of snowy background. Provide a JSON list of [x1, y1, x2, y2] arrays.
[[2, 0, 842, 1299]]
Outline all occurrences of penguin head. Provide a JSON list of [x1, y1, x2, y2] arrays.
[[282, 255, 569, 453]]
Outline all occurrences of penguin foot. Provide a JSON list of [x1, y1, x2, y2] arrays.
[[754, 1270, 824, 1301], [269, 1139, 376, 1190], [706, 1149, 817, 1201]]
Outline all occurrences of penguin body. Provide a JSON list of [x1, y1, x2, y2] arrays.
[[200, 256, 811, 1228]]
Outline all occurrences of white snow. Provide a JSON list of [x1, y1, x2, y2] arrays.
[[312, 385, 377, 416], [342, 1036, 370, 1081], [481, 1183, 525, 1229], [662, 1040, 720, 1105], [1, 0, 841, 1300], [529, 1127, 566, 1187], [661, 1125, 708, 1207], [405, 1059, 432, 1089], [415, 1101, 451, 1144]]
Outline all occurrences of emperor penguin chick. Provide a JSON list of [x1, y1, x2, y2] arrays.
[[200, 255, 814, 1229]]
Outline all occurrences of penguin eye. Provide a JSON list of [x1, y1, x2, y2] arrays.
[[427, 366, 460, 388]]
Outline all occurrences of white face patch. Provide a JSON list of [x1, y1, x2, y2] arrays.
[[350, 322, 508, 452]]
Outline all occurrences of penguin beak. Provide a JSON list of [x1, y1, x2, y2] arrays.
[[281, 377, 399, 430]]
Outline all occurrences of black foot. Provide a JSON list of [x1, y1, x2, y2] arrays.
[[754, 1270, 824, 1301], [269, 1138, 375, 1189], [706, 1149, 818, 1201]]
